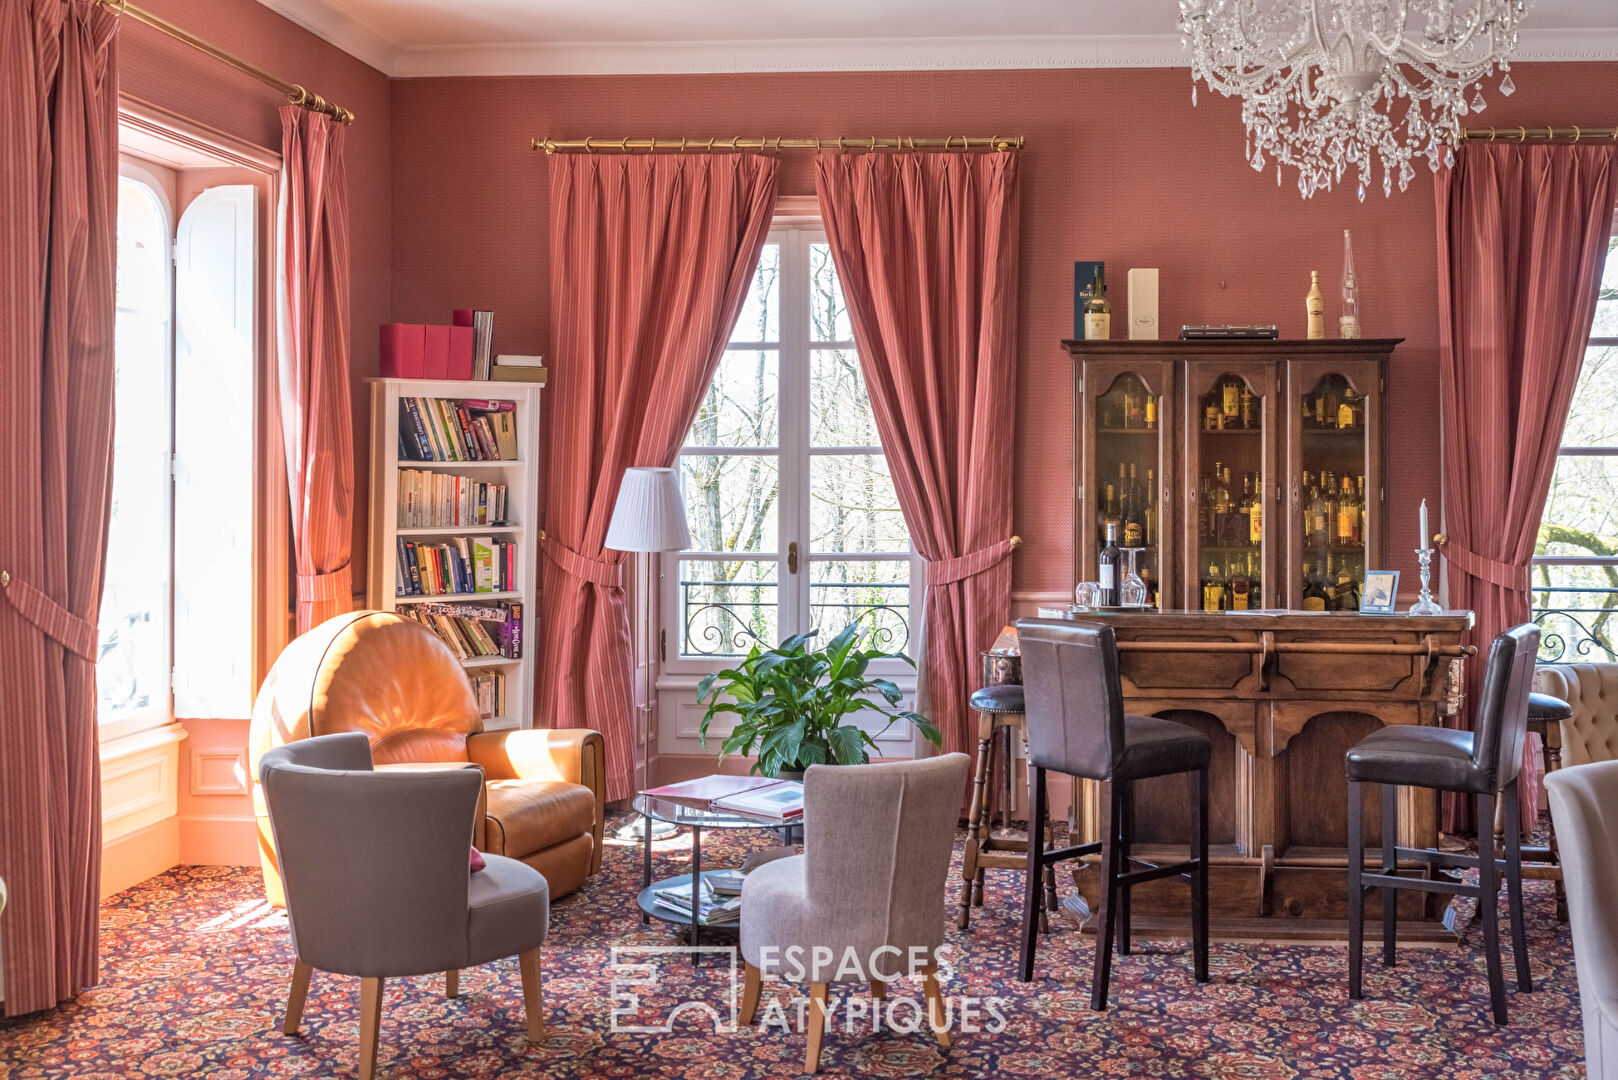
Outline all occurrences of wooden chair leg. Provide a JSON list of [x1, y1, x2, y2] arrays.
[[923, 964, 952, 1049], [445, 969, 459, 999], [1019, 766, 1047, 982], [1381, 783, 1398, 968], [1477, 792, 1507, 1025], [517, 948, 545, 1041], [958, 717, 994, 929], [740, 962, 762, 1025], [1546, 738, 1568, 921], [1041, 805, 1059, 936], [1347, 781, 1365, 1000], [1191, 765, 1209, 983], [1502, 779, 1532, 993], [358, 977, 384, 1080], [1091, 782, 1119, 1012], [1118, 780, 1134, 957], [804, 982, 828, 1073], [282, 960, 312, 1035], [869, 979, 886, 1001]]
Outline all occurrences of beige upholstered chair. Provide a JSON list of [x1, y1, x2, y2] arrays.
[[1537, 663, 1618, 766], [259, 733, 549, 1080], [738, 753, 972, 1073], [1545, 759, 1618, 1080]]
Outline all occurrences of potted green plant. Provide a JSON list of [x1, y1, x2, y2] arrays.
[[696, 624, 942, 777]]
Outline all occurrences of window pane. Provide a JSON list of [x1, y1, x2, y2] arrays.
[[679, 559, 778, 657], [1591, 236, 1617, 338], [811, 454, 909, 554], [1531, 563, 1617, 664], [809, 243, 854, 342], [117, 178, 167, 313], [687, 349, 778, 448], [1563, 345, 1618, 448], [809, 559, 911, 656], [1539, 454, 1618, 558], [681, 453, 779, 553], [810, 349, 880, 447], [730, 242, 779, 344]]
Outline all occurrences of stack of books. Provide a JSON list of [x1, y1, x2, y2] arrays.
[[398, 469, 508, 527], [396, 537, 517, 596], [653, 877, 742, 925], [398, 601, 522, 659], [379, 309, 507, 381], [467, 670, 507, 721], [491, 353, 546, 383], [397, 397, 518, 462]]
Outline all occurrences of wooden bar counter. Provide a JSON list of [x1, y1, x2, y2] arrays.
[[1036, 607, 1475, 937]]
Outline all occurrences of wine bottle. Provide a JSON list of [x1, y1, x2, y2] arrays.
[[1103, 483, 1121, 543], [1099, 521, 1122, 606], [1340, 229, 1362, 339], [1124, 463, 1145, 547], [1247, 552, 1262, 608], [1085, 267, 1112, 340], [1306, 270, 1325, 339]]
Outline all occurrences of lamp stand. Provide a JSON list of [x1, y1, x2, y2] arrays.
[[616, 547, 678, 841]]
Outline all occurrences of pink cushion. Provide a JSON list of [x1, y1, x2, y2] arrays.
[[470, 847, 486, 873]]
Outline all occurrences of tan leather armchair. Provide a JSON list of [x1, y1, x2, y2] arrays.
[[249, 611, 605, 907], [1537, 663, 1618, 767]]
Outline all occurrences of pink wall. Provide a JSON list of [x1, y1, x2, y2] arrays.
[[387, 62, 1618, 598], [121, 0, 392, 599]]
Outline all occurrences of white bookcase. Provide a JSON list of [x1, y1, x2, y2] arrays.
[[367, 377, 544, 731]]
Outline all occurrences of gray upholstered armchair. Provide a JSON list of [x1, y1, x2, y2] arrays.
[[739, 753, 971, 1073], [1546, 760, 1618, 1080], [258, 733, 550, 1080]]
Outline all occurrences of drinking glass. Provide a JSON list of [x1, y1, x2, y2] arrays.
[[1074, 582, 1103, 609]]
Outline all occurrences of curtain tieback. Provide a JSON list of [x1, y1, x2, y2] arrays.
[[541, 535, 624, 589], [297, 567, 351, 602], [1443, 543, 1530, 593], [926, 536, 1022, 586], [0, 570, 98, 661]]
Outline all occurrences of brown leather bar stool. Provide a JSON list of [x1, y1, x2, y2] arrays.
[[1345, 624, 1540, 1025], [1523, 691, 1573, 921], [1015, 618, 1211, 1011], [958, 684, 1058, 932]]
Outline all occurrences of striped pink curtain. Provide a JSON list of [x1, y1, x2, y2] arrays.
[[277, 106, 354, 634], [0, 0, 119, 1016], [540, 154, 779, 799], [1436, 142, 1618, 833], [815, 153, 1022, 759]]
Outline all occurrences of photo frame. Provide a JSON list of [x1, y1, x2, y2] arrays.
[[1359, 570, 1400, 614]]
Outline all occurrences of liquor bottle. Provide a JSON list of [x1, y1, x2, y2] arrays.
[[1102, 483, 1121, 542], [1144, 468, 1157, 546], [1144, 396, 1157, 430], [1211, 464, 1231, 544], [1248, 472, 1263, 543], [1306, 270, 1325, 339], [1336, 558, 1360, 611], [1338, 389, 1358, 429], [1337, 475, 1359, 545], [1340, 229, 1362, 339], [1099, 521, 1122, 606], [1205, 402, 1221, 431], [1202, 560, 1226, 612], [1240, 386, 1256, 429], [1222, 378, 1240, 424], [1308, 477, 1329, 548], [1124, 464, 1145, 547], [1229, 556, 1252, 611], [1247, 552, 1263, 608], [1302, 559, 1329, 611], [1314, 392, 1326, 428], [1085, 267, 1112, 340], [1324, 553, 1340, 608]]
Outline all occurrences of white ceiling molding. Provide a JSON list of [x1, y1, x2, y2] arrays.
[[247, 3, 1618, 80]]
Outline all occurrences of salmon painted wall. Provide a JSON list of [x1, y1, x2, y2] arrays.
[[120, 0, 392, 600], [387, 61, 1618, 600]]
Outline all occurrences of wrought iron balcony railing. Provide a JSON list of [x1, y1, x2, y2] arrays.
[[680, 578, 910, 658]]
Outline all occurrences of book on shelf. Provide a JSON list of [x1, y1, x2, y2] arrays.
[[397, 600, 523, 660], [468, 669, 506, 721], [489, 364, 546, 383], [396, 538, 517, 596], [642, 774, 805, 819], [652, 877, 742, 925], [495, 353, 545, 367], [397, 469, 508, 528], [453, 309, 495, 380], [396, 396, 518, 463]]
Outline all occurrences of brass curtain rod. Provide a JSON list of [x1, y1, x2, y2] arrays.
[[1460, 125, 1618, 142], [93, 0, 353, 124], [531, 135, 1023, 154]]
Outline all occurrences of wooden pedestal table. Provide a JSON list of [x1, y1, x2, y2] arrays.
[[1039, 609, 1475, 940]]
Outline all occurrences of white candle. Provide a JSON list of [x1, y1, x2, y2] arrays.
[[1419, 499, 1429, 549]]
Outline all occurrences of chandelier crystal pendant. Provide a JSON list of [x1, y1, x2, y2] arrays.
[[1179, 0, 1532, 199]]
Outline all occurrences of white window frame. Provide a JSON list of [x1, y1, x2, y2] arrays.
[[661, 222, 921, 678]]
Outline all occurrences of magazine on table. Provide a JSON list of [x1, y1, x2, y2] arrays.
[[642, 774, 804, 819]]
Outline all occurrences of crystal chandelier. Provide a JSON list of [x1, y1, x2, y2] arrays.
[[1178, 0, 1532, 199]]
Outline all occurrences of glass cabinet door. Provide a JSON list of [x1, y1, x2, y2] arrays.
[[1184, 363, 1276, 612], [1081, 362, 1173, 607], [1287, 363, 1381, 610]]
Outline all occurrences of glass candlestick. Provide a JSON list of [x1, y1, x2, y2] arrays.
[[1408, 547, 1442, 615]]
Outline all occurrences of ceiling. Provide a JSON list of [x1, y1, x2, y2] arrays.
[[257, 0, 1618, 78]]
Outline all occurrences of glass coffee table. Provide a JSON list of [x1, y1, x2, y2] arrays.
[[633, 794, 798, 953]]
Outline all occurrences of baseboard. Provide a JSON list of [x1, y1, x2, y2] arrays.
[[178, 813, 258, 866], [100, 817, 179, 899]]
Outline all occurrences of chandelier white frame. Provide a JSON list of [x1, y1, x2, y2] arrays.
[[1179, 0, 1532, 199]]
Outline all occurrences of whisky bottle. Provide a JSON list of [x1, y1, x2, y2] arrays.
[[1085, 267, 1112, 340], [1336, 558, 1360, 611], [1338, 389, 1358, 429], [1248, 473, 1263, 543], [1302, 560, 1329, 611], [1337, 475, 1359, 545], [1099, 521, 1122, 606], [1202, 560, 1226, 612], [1247, 552, 1263, 608], [1144, 396, 1157, 429], [1229, 556, 1252, 611], [1211, 465, 1232, 545], [1308, 475, 1329, 548], [1306, 270, 1325, 339]]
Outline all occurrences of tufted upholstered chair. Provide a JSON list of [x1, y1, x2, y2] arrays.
[[1546, 760, 1618, 1080], [1537, 664, 1618, 767], [249, 611, 605, 907]]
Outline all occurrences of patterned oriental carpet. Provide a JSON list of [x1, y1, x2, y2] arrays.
[[0, 821, 1586, 1079]]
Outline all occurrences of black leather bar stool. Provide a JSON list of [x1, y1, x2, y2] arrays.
[[1015, 618, 1211, 1011], [1344, 624, 1540, 1025], [1525, 691, 1574, 921]]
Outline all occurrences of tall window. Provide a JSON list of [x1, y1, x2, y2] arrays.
[[1533, 232, 1618, 663], [668, 226, 913, 664]]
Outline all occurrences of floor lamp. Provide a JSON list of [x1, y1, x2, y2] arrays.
[[604, 466, 691, 841]]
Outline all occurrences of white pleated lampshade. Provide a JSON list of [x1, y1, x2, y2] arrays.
[[604, 467, 692, 553]]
